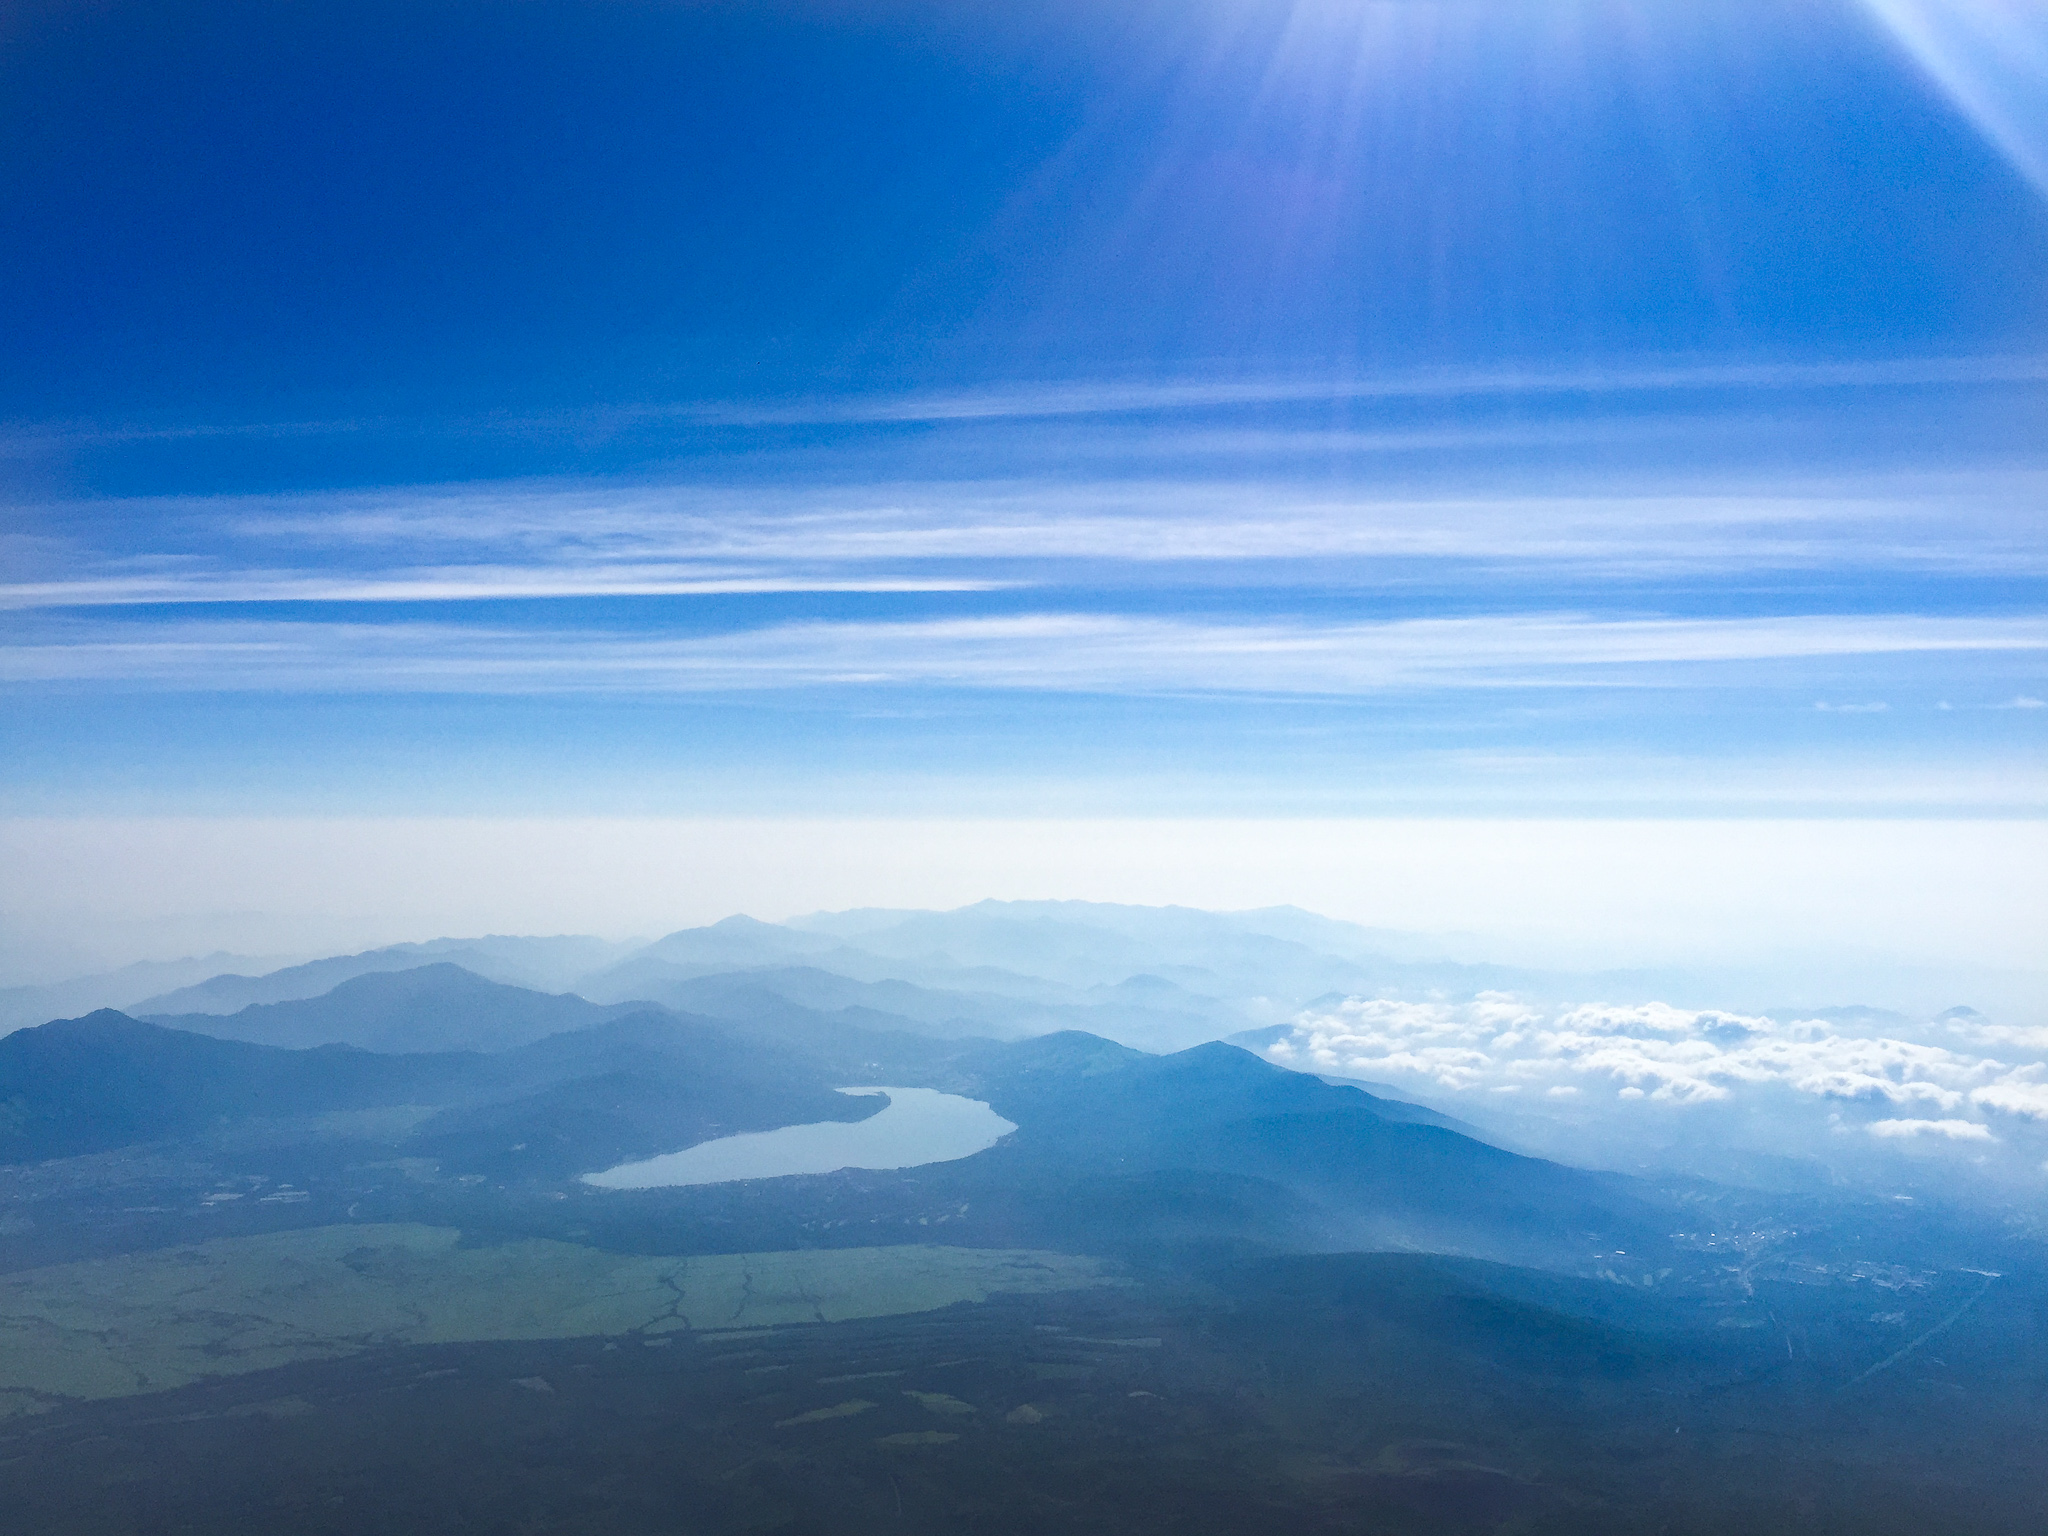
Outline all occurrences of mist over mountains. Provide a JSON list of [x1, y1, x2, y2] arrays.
[[4, 898, 2044, 1533], [12, 900, 2038, 1203], [7, 0, 2042, 1523]]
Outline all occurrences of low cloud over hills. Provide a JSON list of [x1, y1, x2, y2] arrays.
[[9, 900, 2045, 1203], [0, 999, 1665, 1275], [2, 902, 2043, 1535], [1248, 994, 2048, 1195]]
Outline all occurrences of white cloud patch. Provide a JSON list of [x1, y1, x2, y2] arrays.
[[1971, 1075, 2048, 1121], [1867, 1118, 1998, 1142]]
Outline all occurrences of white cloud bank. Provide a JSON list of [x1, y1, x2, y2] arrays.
[[1265, 994, 2048, 1152]]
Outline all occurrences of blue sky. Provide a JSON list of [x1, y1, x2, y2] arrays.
[[2, 0, 2044, 829]]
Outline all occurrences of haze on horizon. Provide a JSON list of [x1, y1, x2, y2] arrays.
[[5, 0, 2044, 1018], [8, 896, 2048, 1200], [2, 9, 2047, 1527]]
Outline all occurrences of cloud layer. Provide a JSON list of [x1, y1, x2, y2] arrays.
[[5, 366, 2041, 822], [1263, 994, 2048, 1170], [7, 462, 2047, 610], [6, 611, 2043, 695]]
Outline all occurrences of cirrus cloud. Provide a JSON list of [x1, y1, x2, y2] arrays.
[[4, 610, 2043, 696]]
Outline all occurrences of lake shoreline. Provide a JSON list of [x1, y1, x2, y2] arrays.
[[583, 1087, 1018, 1190]]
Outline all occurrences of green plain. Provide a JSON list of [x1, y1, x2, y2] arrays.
[[0, 1224, 1122, 1416]]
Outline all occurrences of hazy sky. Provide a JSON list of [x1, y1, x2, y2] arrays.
[[4, 816, 2043, 1005], [2, 1, 2043, 972]]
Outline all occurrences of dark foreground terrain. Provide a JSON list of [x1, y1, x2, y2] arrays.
[[3, 945, 2044, 1534], [5, 1246, 2044, 1536]]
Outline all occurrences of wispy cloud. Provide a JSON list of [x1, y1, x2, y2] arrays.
[[682, 355, 2048, 426], [7, 465, 2045, 610], [0, 569, 1007, 608], [4, 611, 2042, 695], [8, 354, 2040, 450]]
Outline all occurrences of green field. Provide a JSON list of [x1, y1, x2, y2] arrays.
[[0, 1224, 1123, 1416]]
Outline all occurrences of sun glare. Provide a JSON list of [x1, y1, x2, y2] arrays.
[[1862, 1, 2048, 197]]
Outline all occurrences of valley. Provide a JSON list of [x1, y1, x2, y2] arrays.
[[1, 905, 2042, 1533]]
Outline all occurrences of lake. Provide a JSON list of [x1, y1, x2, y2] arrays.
[[582, 1087, 1017, 1190]]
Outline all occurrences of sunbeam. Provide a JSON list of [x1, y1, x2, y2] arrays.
[[1861, 0, 2048, 199]]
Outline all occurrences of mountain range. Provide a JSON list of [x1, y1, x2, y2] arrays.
[[3, 904, 1668, 1043], [3, 910, 2039, 1535], [4, 952, 1666, 1275]]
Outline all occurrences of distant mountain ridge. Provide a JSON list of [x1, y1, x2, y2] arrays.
[[132, 935, 635, 1017], [0, 952, 298, 1033], [578, 962, 1240, 1053], [86, 903, 1728, 1058], [145, 963, 640, 1053]]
